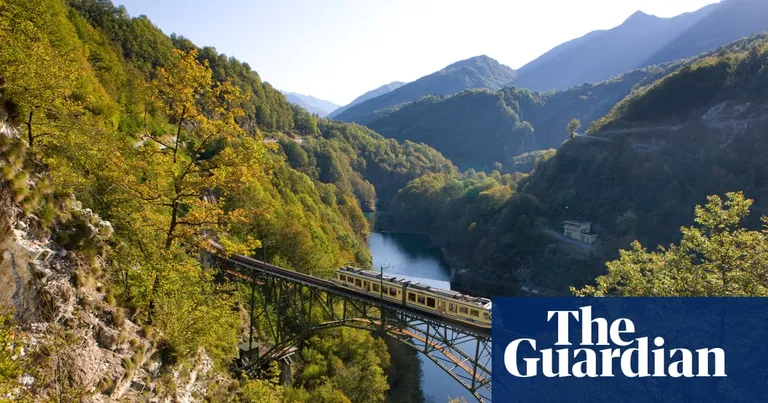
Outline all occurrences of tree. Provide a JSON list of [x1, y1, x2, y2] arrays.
[[123, 49, 273, 323], [127, 49, 270, 252], [566, 118, 581, 139], [0, 0, 83, 150], [574, 192, 768, 296]]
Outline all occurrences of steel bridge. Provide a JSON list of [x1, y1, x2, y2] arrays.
[[203, 251, 492, 402]]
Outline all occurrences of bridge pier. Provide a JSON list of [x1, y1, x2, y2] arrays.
[[207, 252, 493, 402]]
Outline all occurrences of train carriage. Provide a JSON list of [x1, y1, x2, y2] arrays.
[[332, 267, 491, 328]]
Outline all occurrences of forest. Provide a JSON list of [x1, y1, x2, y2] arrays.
[[3, 0, 768, 401], [378, 34, 768, 296], [0, 0, 454, 400], [364, 65, 673, 173]]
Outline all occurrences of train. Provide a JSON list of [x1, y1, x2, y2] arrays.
[[331, 266, 492, 328]]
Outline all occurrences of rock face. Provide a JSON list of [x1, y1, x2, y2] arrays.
[[0, 131, 219, 401]]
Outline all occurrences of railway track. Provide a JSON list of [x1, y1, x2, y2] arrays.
[[212, 247, 492, 337]]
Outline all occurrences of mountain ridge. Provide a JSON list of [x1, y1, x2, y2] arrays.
[[333, 55, 516, 123], [328, 81, 405, 118], [514, 3, 719, 91], [280, 91, 341, 117]]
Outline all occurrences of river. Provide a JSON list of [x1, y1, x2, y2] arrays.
[[368, 232, 474, 403]]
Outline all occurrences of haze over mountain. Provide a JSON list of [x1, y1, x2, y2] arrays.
[[514, 5, 716, 91], [280, 91, 341, 117], [328, 81, 405, 118], [643, 0, 768, 66], [334, 55, 517, 123]]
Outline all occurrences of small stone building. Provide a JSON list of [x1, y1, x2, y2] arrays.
[[562, 220, 599, 244]]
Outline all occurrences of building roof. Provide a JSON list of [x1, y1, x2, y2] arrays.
[[562, 220, 592, 226]]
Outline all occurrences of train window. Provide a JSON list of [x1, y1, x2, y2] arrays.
[[470, 309, 479, 317], [459, 306, 469, 315], [417, 295, 426, 305], [372, 283, 379, 292], [339, 274, 346, 281], [408, 292, 416, 302], [426, 297, 436, 308], [355, 279, 362, 287], [483, 312, 490, 320], [389, 287, 397, 297], [449, 304, 457, 313]]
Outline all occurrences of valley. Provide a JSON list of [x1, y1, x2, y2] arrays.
[[2, 0, 768, 402]]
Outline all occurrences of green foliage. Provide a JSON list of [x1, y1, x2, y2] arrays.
[[0, 2, 457, 402], [234, 377, 285, 402], [292, 120, 456, 210], [0, 307, 24, 398], [575, 192, 768, 296], [380, 170, 544, 295], [365, 69, 659, 173], [591, 34, 768, 132], [567, 118, 581, 138], [295, 328, 390, 403], [150, 255, 239, 365]]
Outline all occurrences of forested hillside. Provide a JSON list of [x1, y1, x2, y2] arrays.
[[334, 55, 516, 124], [379, 33, 768, 296], [366, 67, 668, 172], [0, 0, 449, 400], [591, 33, 768, 132], [281, 121, 455, 211]]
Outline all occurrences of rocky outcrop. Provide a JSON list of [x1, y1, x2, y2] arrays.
[[0, 131, 220, 401]]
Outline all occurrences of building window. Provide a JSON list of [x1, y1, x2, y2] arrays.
[[408, 292, 416, 302], [459, 306, 469, 315], [449, 304, 457, 313], [470, 309, 479, 317], [390, 287, 397, 297], [426, 297, 436, 308], [418, 295, 426, 305], [372, 283, 379, 292]]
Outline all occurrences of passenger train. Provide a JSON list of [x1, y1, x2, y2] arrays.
[[331, 266, 492, 328]]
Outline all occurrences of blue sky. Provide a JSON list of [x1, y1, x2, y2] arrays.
[[115, 0, 721, 106]]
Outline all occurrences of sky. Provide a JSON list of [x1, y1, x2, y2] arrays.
[[115, 0, 722, 106]]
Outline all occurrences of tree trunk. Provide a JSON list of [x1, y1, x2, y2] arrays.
[[149, 202, 179, 324], [165, 201, 179, 250], [26, 110, 33, 148]]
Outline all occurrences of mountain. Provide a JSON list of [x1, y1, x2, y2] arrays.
[[365, 66, 672, 172], [514, 6, 718, 91], [280, 91, 341, 117], [328, 81, 405, 118], [334, 55, 517, 123], [527, 32, 768, 266], [379, 34, 768, 296], [643, 0, 768, 66]]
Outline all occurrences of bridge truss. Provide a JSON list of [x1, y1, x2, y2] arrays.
[[205, 253, 493, 402]]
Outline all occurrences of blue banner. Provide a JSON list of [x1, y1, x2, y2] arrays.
[[492, 298, 768, 402]]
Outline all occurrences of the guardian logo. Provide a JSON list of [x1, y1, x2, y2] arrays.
[[504, 306, 727, 378]]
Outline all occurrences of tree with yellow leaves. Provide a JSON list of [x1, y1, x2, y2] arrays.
[[127, 49, 272, 253]]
